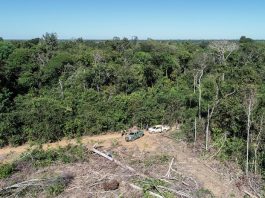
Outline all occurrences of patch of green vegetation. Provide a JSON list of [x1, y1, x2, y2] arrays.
[[46, 183, 66, 197], [18, 144, 88, 167], [172, 129, 186, 141], [0, 163, 15, 179], [144, 154, 170, 167], [137, 178, 175, 198], [138, 178, 167, 191], [46, 174, 73, 197], [144, 191, 175, 198], [261, 188, 265, 198]]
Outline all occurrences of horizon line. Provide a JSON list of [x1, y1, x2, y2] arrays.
[[3, 38, 265, 41]]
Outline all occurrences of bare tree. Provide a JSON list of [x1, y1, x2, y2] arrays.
[[205, 104, 210, 150], [197, 68, 206, 120], [194, 117, 197, 144], [194, 53, 208, 119], [244, 89, 256, 176], [205, 82, 219, 151], [209, 41, 239, 82], [209, 40, 239, 64], [193, 70, 198, 94], [192, 53, 209, 146], [254, 115, 263, 174], [93, 50, 104, 65], [59, 79, 64, 99]]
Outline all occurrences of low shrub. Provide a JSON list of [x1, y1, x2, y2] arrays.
[[46, 183, 66, 196], [18, 144, 89, 167], [136, 178, 175, 197], [0, 163, 14, 179], [46, 173, 74, 196], [143, 154, 170, 167]]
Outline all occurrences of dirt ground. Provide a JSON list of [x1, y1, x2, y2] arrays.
[[0, 131, 248, 197], [0, 132, 158, 163]]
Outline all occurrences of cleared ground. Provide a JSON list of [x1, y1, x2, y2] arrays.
[[0, 131, 247, 197]]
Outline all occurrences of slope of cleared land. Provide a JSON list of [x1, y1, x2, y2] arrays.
[[0, 131, 251, 197]]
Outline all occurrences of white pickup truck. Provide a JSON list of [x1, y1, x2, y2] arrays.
[[148, 125, 170, 133]]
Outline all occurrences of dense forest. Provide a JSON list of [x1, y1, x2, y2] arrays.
[[0, 34, 264, 178]]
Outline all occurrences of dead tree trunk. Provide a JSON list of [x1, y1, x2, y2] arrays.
[[205, 104, 210, 151], [59, 79, 64, 99], [205, 83, 219, 151], [193, 71, 198, 94], [194, 117, 197, 144], [222, 73, 225, 81], [245, 92, 255, 176], [197, 69, 204, 119], [254, 116, 263, 174], [246, 99, 251, 176], [194, 53, 208, 119]]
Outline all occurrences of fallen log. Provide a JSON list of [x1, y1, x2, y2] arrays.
[[91, 146, 147, 178], [92, 147, 113, 161], [92, 147, 196, 198], [243, 190, 259, 198], [164, 157, 174, 178]]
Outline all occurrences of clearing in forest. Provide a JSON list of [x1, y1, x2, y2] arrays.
[[0, 131, 250, 197]]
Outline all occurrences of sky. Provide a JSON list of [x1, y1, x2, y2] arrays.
[[0, 0, 264, 40]]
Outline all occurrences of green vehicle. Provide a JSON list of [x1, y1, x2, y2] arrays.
[[125, 130, 144, 142]]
